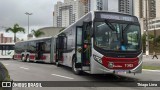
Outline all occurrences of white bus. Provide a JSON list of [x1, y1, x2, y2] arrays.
[[55, 11, 142, 75], [0, 43, 15, 59], [14, 37, 55, 63], [14, 11, 142, 75]]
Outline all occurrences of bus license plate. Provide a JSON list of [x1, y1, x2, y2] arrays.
[[115, 70, 127, 74]]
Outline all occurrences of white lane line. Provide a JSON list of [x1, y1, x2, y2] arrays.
[[51, 74, 74, 79], [4, 64, 9, 66], [20, 67, 29, 70], [143, 69, 160, 72]]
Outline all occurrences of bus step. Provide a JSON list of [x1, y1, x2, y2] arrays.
[[82, 66, 90, 71]]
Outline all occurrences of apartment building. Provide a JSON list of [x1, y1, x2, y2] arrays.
[[0, 33, 12, 43], [53, 0, 85, 27], [89, 0, 133, 15]]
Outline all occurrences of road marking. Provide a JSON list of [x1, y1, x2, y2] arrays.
[[143, 69, 160, 72], [51, 74, 74, 79], [4, 64, 9, 66], [20, 67, 29, 70]]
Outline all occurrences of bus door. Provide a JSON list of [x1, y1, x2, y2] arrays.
[[56, 35, 66, 63], [36, 42, 44, 60], [75, 23, 91, 71], [2, 45, 6, 55], [82, 22, 91, 69]]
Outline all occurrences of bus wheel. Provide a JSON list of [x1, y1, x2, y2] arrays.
[[56, 61, 60, 67], [26, 55, 30, 62], [12, 55, 15, 60], [72, 57, 81, 75], [21, 56, 26, 62]]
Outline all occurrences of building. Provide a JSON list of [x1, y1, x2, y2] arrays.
[[37, 27, 64, 38], [53, 0, 85, 27], [0, 33, 12, 43], [90, 0, 108, 11], [80, 0, 89, 14], [156, 0, 160, 18], [134, 0, 156, 19], [134, 0, 160, 35], [119, 0, 134, 15], [89, 0, 134, 15], [134, 0, 143, 18]]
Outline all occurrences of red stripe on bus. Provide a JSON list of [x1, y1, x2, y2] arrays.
[[102, 56, 139, 70], [41, 55, 46, 60], [29, 55, 35, 60]]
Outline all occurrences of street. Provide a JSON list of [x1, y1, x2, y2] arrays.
[[1, 59, 160, 90]]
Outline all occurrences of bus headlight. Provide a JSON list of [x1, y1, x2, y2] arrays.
[[138, 55, 143, 64], [93, 55, 102, 64]]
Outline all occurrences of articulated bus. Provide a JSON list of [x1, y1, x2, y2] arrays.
[[14, 37, 55, 63], [0, 43, 15, 59], [14, 11, 142, 75], [55, 11, 142, 75]]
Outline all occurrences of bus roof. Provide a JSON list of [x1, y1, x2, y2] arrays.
[[0, 43, 15, 45], [54, 10, 138, 37], [15, 36, 53, 43]]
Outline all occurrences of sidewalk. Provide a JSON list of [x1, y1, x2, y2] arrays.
[[143, 55, 160, 67]]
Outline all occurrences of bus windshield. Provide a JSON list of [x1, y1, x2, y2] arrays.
[[94, 21, 141, 51]]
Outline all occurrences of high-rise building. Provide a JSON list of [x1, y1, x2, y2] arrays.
[[134, 0, 143, 18], [53, 0, 85, 27], [119, 0, 134, 15], [156, 0, 160, 18], [90, 0, 108, 11], [134, 0, 156, 19], [80, 0, 89, 14], [89, 0, 133, 15], [134, 0, 160, 36]]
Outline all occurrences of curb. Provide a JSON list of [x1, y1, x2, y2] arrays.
[[142, 69, 160, 72]]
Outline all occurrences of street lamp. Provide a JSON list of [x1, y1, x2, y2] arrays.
[[25, 12, 32, 39]]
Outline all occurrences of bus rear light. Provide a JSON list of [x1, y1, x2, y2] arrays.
[[93, 55, 102, 64]]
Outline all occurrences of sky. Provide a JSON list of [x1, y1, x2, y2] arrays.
[[0, 0, 63, 40]]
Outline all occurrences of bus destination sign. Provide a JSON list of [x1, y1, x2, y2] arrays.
[[96, 13, 138, 22]]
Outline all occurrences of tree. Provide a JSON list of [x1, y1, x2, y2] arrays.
[[155, 35, 160, 43], [31, 29, 45, 38], [142, 34, 154, 52], [5, 24, 25, 42]]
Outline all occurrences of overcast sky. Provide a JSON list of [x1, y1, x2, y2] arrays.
[[0, 0, 63, 40]]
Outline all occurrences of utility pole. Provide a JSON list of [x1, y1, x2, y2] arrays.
[[145, 0, 149, 56]]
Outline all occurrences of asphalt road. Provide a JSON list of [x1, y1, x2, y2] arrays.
[[143, 55, 160, 67], [1, 59, 160, 90]]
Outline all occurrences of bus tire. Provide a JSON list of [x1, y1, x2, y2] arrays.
[[56, 61, 60, 67], [12, 55, 15, 60], [26, 55, 30, 62], [21, 55, 26, 62], [72, 56, 81, 75]]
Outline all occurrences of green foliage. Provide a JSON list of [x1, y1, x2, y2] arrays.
[[142, 34, 160, 54], [5, 24, 25, 42], [155, 36, 160, 43], [0, 62, 11, 81], [31, 29, 45, 38]]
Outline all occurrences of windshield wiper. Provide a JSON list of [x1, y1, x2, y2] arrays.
[[122, 22, 133, 32], [104, 19, 116, 31], [104, 19, 119, 39]]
